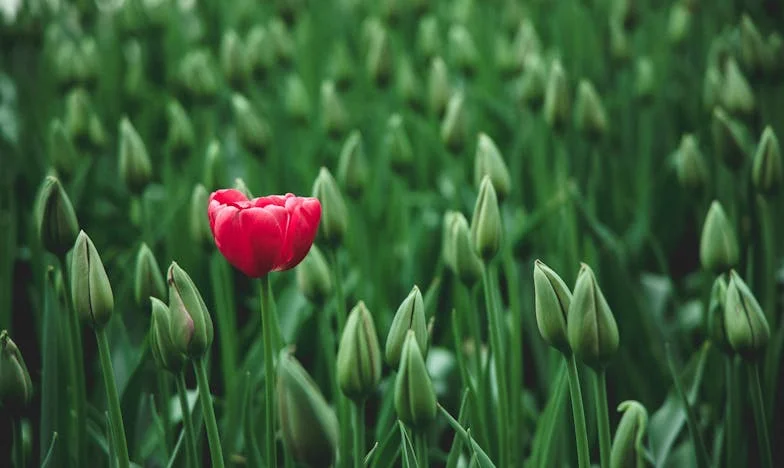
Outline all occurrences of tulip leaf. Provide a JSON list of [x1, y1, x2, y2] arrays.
[[243, 371, 263, 468], [526, 361, 568, 467], [398, 421, 420, 468], [40, 433, 59, 468], [369, 418, 401, 468], [165, 428, 187, 468], [363, 442, 379, 467], [40, 271, 64, 467], [446, 390, 471, 468]]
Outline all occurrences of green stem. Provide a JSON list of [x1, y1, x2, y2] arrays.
[[748, 362, 772, 468], [210, 253, 238, 399], [725, 358, 737, 468], [318, 299, 338, 400], [566, 355, 591, 468], [415, 431, 429, 468], [500, 249, 522, 466], [156, 371, 172, 455], [194, 359, 225, 468], [482, 265, 508, 467], [329, 248, 351, 466], [176, 373, 199, 468], [96, 327, 130, 468], [353, 401, 365, 468], [13, 418, 25, 468], [259, 275, 277, 468], [595, 369, 612, 468]]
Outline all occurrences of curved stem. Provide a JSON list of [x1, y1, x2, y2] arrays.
[[96, 327, 130, 468], [566, 355, 591, 468], [194, 359, 225, 468], [482, 265, 508, 467], [353, 401, 365, 468], [259, 275, 277, 468], [595, 369, 612, 468], [176, 373, 199, 468], [748, 362, 772, 468]]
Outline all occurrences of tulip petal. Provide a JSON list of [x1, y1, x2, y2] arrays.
[[276, 197, 322, 271]]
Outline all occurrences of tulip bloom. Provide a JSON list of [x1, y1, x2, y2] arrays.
[[208, 189, 322, 277]]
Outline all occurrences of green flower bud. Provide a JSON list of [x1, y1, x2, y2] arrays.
[[296, 245, 332, 304], [702, 66, 722, 112], [448, 24, 478, 75], [470, 176, 502, 262], [515, 54, 547, 109], [396, 55, 422, 109], [119, 117, 152, 195], [611, 0, 639, 31], [386, 286, 428, 369], [533, 260, 572, 355], [699, 201, 739, 274], [149, 298, 186, 374], [165, 99, 195, 155], [203, 140, 226, 192], [64, 88, 105, 149], [543, 59, 570, 131], [312, 167, 348, 246], [134, 243, 166, 308], [0, 330, 33, 410], [337, 301, 381, 401], [427, 56, 451, 117], [707, 274, 732, 354], [220, 29, 248, 86], [327, 41, 355, 89], [283, 72, 311, 123], [232, 94, 271, 156], [442, 211, 459, 270], [233, 177, 254, 198], [720, 58, 755, 116], [752, 126, 783, 195], [337, 131, 369, 198], [269, 18, 295, 67], [245, 26, 275, 78], [448, 212, 484, 286], [634, 57, 655, 101], [667, 2, 691, 45], [567, 263, 619, 370], [394, 331, 438, 429], [278, 352, 339, 466], [167, 262, 214, 359], [385, 114, 414, 173], [724, 270, 770, 359], [740, 15, 767, 76], [320, 80, 349, 138], [609, 21, 631, 62], [441, 91, 468, 152], [49, 119, 79, 177], [674, 134, 709, 191], [123, 40, 145, 99], [178, 49, 219, 100], [36, 175, 79, 256], [366, 25, 393, 87], [766, 33, 783, 76], [575, 79, 609, 139], [711, 108, 750, 171], [474, 133, 511, 202], [510, 19, 543, 70], [610, 401, 648, 468], [71, 231, 114, 329], [190, 184, 213, 249], [416, 16, 441, 62]]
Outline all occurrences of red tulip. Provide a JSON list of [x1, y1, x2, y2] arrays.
[[208, 189, 322, 277]]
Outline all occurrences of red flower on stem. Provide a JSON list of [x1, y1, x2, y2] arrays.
[[208, 189, 322, 277]]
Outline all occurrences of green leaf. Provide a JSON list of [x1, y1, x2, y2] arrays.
[[446, 390, 471, 468], [40, 269, 64, 467], [369, 415, 401, 468], [398, 421, 420, 468], [40, 433, 59, 468], [526, 361, 568, 467]]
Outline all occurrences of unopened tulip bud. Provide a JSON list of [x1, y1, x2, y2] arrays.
[[65, 88, 104, 148], [699, 201, 739, 274], [543, 59, 570, 131], [327, 42, 355, 89], [165, 99, 195, 155], [312, 167, 348, 246], [533, 260, 572, 355], [609, 21, 631, 62], [575, 80, 608, 139], [167, 262, 214, 358], [396, 55, 423, 109], [427, 57, 451, 117], [296, 245, 332, 304], [190, 185, 212, 248], [674, 134, 709, 191], [395, 331, 437, 429], [720, 58, 755, 116], [474, 133, 511, 201], [417, 16, 441, 62], [220, 30, 248, 86], [284, 73, 311, 123], [441, 92, 468, 152], [269, 18, 295, 67], [752, 127, 783, 195], [385, 114, 414, 172], [740, 15, 767, 76], [448, 24, 478, 75], [707, 274, 732, 354], [567, 263, 619, 370], [449, 213, 483, 285], [36, 176, 79, 256], [203, 141, 226, 192], [470, 176, 502, 262], [337, 302, 381, 401], [0, 330, 33, 410], [766, 33, 783, 76], [232, 94, 271, 156], [178, 50, 219, 99], [667, 3, 691, 45], [245, 26, 275, 78], [442, 211, 459, 270], [702, 67, 722, 112], [320, 80, 349, 138], [123, 40, 145, 99], [149, 298, 186, 374], [610, 401, 648, 468], [634, 57, 655, 101], [516, 54, 547, 109], [337, 131, 369, 198], [71, 231, 114, 329], [611, 0, 638, 31], [712, 108, 750, 171], [366, 25, 393, 87], [49, 119, 78, 177], [724, 270, 770, 359], [278, 352, 339, 466], [511, 19, 542, 70], [233, 177, 253, 198], [386, 286, 428, 369], [134, 243, 166, 308], [119, 118, 152, 195]]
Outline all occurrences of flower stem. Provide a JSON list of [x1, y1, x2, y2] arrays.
[[95, 327, 130, 468], [13, 418, 25, 468], [748, 362, 772, 468], [725, 358, 737, 468], [329, 248, 351, 466], [194, 358, 225, 468], [482, 265, 508, 467], [595, 369, 612, 468], [176, 372, 199, 468], [156, 371, 172, 454], [566, 355, 591, 468], [416, 431, 429, 468], [259, 275, 277, 468], [353, 401, 365, 468]]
